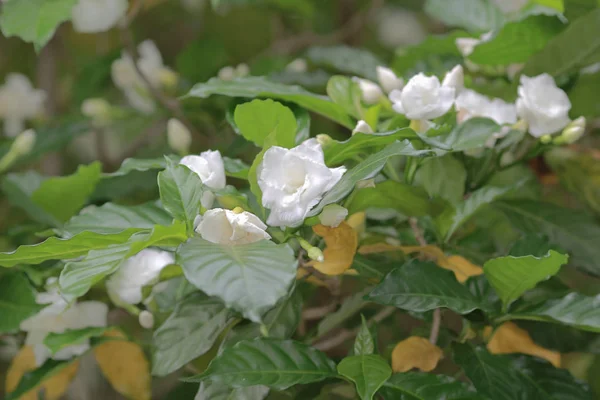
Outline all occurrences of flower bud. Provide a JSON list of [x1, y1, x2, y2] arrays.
[[540, 134, 553, 144], [12, 129, 36, 155], [167, 118, 192, 154], [232, 206, 244, 214], [307, 247, 325, 262], [316, 133, 333, 148], [376, 66, 404, 93], [442, 65, 464, 91], [218, 66, 236, 81], [353, 77, 383, 105], [352, 120, 374, 135], [555, 116, 586, 144], [82, 98, 112, 126], [235, 63, 250, 78], [286, 58, 308, 73], [318, 204, 348, 228], [138, 310, 155, 329], [158, 69, 178, 90]]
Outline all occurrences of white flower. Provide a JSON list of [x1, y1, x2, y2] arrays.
[[560, 116, 586, 144], [376, 66, 404, 94], [138, 310, 155, 329], [455, 89, 517, 125], [71, 0, 128, 33], [167, 118, 192, 154], [318, 204, 348, 228], [20, 280, 107, 366], [352, 120, 374, 135], [258, 139, 346, 227], [106, 249, 175, 305], [353, 78, 383, 105], [286, 58, 308, 73], [236, 63, 250, 77], [390, 73, 455, 120], [455, 32, 493, 57], [491, 0, 528, 14], [180, 150, 226, 190], [441, 65, 464, 91], [111, 40, 175, 114], [516, 74, 571, 137], [196, 208, 271, 245], [218, 64, 250, 81], [376, 7, 426, 48], [0, 73, 46, 137]]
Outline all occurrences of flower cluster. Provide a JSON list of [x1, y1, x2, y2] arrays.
[[0, 74, 46, 138]]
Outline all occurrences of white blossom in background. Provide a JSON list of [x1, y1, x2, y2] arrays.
[[376, 6, 426, 48], [196, 208, 271, 245], [491, 0, 528, 14], [558, 116, 586, 144], [455, 89, 517, 125], [516, 74, 571, 137], [259, 139, 346, 227], [106, 249, 175, 305], [0, 73, 46, 137], [286, 58, 308, 73], [376, 66, 404, 94], [318, 204, 348, 228], [138, 310, 155, 329], [353, 77, 383, 105], [167, 118, 192, 154], [20, 279, 107, 366], [111, 40, 177, 114], [218, 63, 250, 81], [11, 129, 37, 155], [442, 65, 464, 91], [71, 0, 128, 33], [455, 32, 493, 57], [180, 149, 226, 208], [389, 72, 458, 120], [352, 120, 374, 135]]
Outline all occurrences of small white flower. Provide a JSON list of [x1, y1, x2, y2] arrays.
[[353, 78, 384, 105], [491, 0, 528, 14], [218, 66, 236, 81], [11, 129, 36, 155], [376, 7, 426, 48], [180, 149, 226, 190], [376, 66, 404, 94], [352, 120, 374, 135], [258, 139, 346, 227], [560, 116, 586, 144], [235, 63, 250, 77], [71, 0, 128, 33], [441, 65, 464, 91], [286, 58, 308, 73], [455, 89, 517, 125], [0, 73, 46, 137], [516, 74, 571, 137], [455, 32, 493, 57], [318, 204, 348, 228], [196, 208, 271, 245], [138, 310, 155, 329], [106, 249, 175, 305], [167, 118, 192, 154], [390, 73, 455, 120]]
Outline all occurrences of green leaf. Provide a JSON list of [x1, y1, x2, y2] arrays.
[[323, 128, 418, 166], [379, 372, 483, 400], [186, 76, 354, 128], [152, 293, 235, 376], [347, 181, 438, 217], [184, 339, 338, 389], [523, 8, 600, 76], [234, 99, 297, 148], [326, 75, 364, 120], [414, 154, 467, 205], [0, 0, 78, 50], [421, 118, 500, 152], [316, 288, 371, 339], [63, 201, 172, 236], [59, 223, 187, 297], [308, 140, 432, 217], [158, 159, 205, 233], [177, 237, 297, 323], [569, 71, 600, 118], [469, 14, 565, 65], [337, 355, 392, 400], [4, 358, 76, 400], [0, 272, 43, 334], [494, 200, 600, 275], [483, 250, 569, 308], [424, 0, 504, 33], [502, 292, 600, 332], [223, 156, 250, 180], [43, 327, 108, 354], [354, 315, 374, 356], [0, 230, 138, 268], [103, 157, 172, 178], [367, 260, 485, 314], [195, 381, 269, 400], [564, 0, 598, 22], [307, 46, 383, 81]]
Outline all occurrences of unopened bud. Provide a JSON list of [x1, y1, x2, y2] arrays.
[[218, 66, 236, 81], [167, 118, 192, 154], [235, 63, 250, 78], [286, 58, 308, 73], [318, 204, 348, 228], [82, 98, 111, 121], [12, 129, 36, 155], [308, 247, 324, 262], [555, 116, 586, 145], [138, 310, 155, 329], [376, 66, 404, 94], [352, 77, 383, 105], [158, 69, 178, 90], [232, 206, 244, 214], [442, 65, 464, 91], [352, 120, 374, 135], [540, 134, 553, 144], [316, 134, 333, 148], [512, 119, 528, 133]]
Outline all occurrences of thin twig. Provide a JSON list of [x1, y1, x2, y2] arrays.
[[302, 303, 338, 320], [409, 218, 427, 247]]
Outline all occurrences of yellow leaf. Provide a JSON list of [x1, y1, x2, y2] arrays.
[[94, 329, 151, 400], [438, 255, 483, 283], [346, 212, 366, 235], [486, 322, 561, 368], [5, 346, 79, 400], [391, 337, 443, 373], [307, 222, 358, 276]]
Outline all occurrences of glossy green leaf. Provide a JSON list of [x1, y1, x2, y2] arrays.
[[0, 230, 138, 268], [177, 237, 297, 322], [186, 76, 354, 128], [523, 8, 600, 76], [307, 46, 383, 81], [223, 156, 250, 180], [424, 0, 504, 33], [0, 0, 78, 50], [414, 154, 466, 205], [379, 372, 483, 400], [484, 250, 569, 308], [1, 171, 60, 227], [354, 315, 374, 356], [234, 99, 297, 148], [326, 75, 363, 120], [367, 260, 485, 314], [564, 0, 598, 21], [43, 327, 108, 354], [421, 118, 500, 152], [569, 72, 600, 118], [103, 157, 172, 178], [0, 272, 43, 334], [337, 355, 392, 400], [494, 200, 600, 275], [63, 201, 172, 235], [184, 339, 338, 389], [153, 293, 234, 376], [347, 181, 437, 217], [195, 381, 269, 400], [158, 159, 205, 232]]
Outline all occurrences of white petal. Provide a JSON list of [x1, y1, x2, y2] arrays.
[[352, 120, 374, 135], [71, 0, 128, 33], [377, 66, 404, 93], [442, 65, 464, 91]]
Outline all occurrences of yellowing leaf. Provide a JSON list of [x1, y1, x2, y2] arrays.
[[94, 329, 151, 400], [391, 336, 443, 373], [358, 244, 483, 283], [486, 322, 561, 368], [308, 222, 358, 276], [346, 212, 366, 235], [5, 346, 79, 400]]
